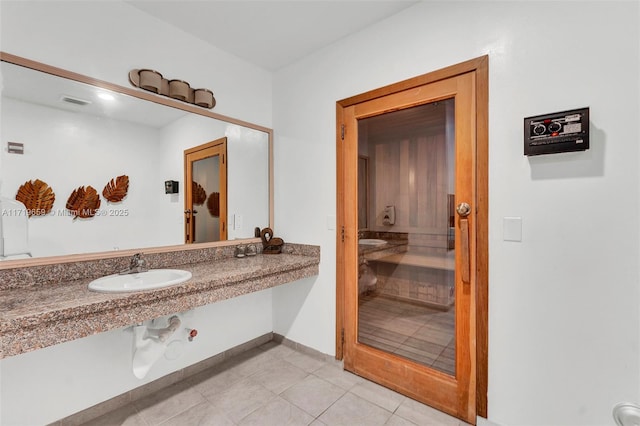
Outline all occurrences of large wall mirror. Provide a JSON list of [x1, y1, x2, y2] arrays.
[[0, 53, 273, 263]]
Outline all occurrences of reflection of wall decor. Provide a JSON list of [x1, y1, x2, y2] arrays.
[[66, 186, 101, 219], [129, 69, 216, 109], [207, 192, 220, 217], [102, 175, 129, 203], [15, 179, 55, 217], [192, 181, 207, 205]]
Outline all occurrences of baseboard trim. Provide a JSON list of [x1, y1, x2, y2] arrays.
[[273, 332, 339, 366]]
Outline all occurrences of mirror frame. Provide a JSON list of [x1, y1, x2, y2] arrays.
[[0, 51, 274, 268]]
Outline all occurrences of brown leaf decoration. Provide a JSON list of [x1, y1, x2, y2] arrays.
[[207, 192, 220, 217], [66, 186, 101, 219], [102, 175, 129, 203], [15, 179, 55, 217], [192, 181, 207, 205]]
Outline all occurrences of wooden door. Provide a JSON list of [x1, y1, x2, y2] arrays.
[[336, 57, 488, 424], [184, 137, 227, 243]]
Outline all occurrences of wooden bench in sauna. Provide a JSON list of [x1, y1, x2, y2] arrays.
[[368, 251, 455, 309]]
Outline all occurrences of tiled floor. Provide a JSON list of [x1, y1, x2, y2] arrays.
[[358, 294, 455, 375], [84, 341, 469, 426]]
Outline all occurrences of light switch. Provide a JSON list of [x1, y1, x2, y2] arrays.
[[503, 217, 522, 242]]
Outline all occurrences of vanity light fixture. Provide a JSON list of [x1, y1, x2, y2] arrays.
[[129, 69, 216, 109]]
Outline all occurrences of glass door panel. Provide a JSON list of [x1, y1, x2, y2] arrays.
[[184, 137, 227, 243], [357, 99, 456, 376], [191, 155, 221, 243]]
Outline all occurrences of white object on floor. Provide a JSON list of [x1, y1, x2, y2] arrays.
[[613, 402, 640, 426], [358, 261, 378, 294]]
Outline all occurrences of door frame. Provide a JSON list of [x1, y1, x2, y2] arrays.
[[335, 55, 489, 417]]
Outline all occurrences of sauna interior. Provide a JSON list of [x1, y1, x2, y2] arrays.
[[357, 99, 456, 374]]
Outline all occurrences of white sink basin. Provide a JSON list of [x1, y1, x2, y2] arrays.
[[358, 239, 387, 246], [88, 269, 192, 293]]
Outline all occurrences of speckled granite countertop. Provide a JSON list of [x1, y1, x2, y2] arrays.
[[0, 244, 320, 359]]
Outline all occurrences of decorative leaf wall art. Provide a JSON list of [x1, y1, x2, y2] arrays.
[[102, 175, 129, 203], [66, 185, 101, 219], [192, 181, 207, 205], [15, 179, 56, 217]]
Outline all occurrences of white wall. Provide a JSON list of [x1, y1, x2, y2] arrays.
[[272, 1, 640, 426], [0, 2, 275, 424]]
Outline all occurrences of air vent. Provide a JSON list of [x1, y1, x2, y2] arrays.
[[60, 95, 92, 106]]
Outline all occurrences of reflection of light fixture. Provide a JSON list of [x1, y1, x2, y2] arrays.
[[129, 69, 216, 109], [98, 93, 114, 101]]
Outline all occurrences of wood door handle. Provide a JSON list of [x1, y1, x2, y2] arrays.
[[457, 203, 471, 284]]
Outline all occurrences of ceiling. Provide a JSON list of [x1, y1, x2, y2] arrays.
[[126, 1, 419, 71]]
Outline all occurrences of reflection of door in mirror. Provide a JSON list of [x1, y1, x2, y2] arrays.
[[184, 137, 227, 243]]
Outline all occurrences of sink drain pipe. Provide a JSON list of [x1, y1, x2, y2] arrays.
[[132, 315, 182, 379]]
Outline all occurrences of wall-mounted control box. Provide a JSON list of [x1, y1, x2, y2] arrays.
[[524, 107, 589, 156], [165, 180, 179, 194]]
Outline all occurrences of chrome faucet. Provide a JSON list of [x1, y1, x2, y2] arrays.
[[119, 253, 148, 274]]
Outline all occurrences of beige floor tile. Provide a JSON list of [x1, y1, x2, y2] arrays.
[[317, 392, 392, 426], [281, 375, 346, 417], [206, 377, 277, 423], [283, 350, 326, 373], [187, 363, 245, 399], [133, 382, 205, 425], [76, 340, 467, 426], [258, 341, 298, 358], [312, 363, 365, 390], [385, 414, 419, 425], [224, 347, 279, 377], [158, 401, 234, 426], [238, 396, 315, 426], [250, 358, 309, 394], [349, 379, 406, 412], [395, 397, 460, 426]]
